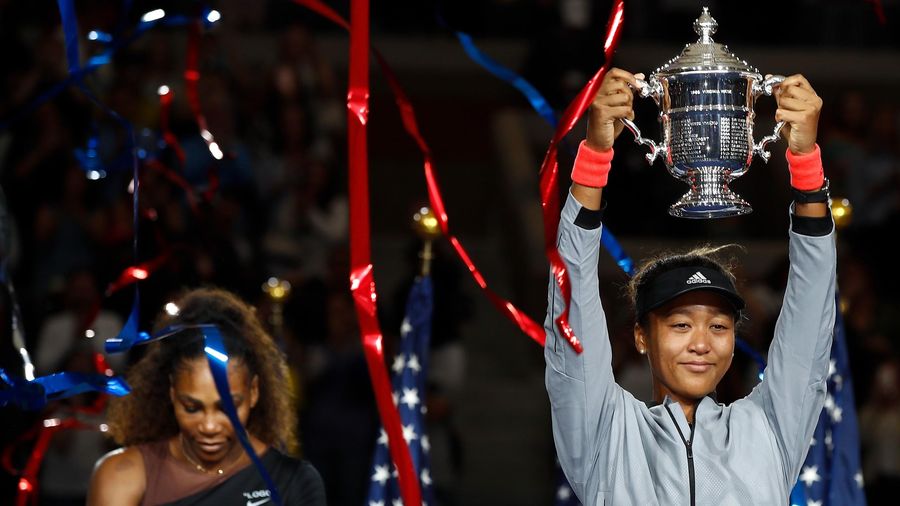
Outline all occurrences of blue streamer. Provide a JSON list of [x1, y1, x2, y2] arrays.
[[104, 297, 151, 354], [202, 326, 284, 506], [601, 231, 635, 276], [88, 30, 114, 44], [734, 337, 768, 381], [73, 129, 107, 179], [455, 32, 558, 129], [0, 368, 130, 411], [448, 26, 636, 277], [57, 0, 81, 74], [54, 0, 146, 354], [106, 324, 283, 505], [55, 3, 217, 352]]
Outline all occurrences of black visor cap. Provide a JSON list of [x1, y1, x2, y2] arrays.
[[635, 265, 745, 320]]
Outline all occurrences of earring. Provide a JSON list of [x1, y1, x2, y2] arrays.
[[639, 349, 646, 355]]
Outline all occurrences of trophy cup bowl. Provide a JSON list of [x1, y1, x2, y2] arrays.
[[621, 8, 785, 219]]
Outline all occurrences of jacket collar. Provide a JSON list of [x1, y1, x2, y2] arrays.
[[660, 394, 721, 432]]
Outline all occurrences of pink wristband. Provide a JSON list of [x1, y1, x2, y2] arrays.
[[785, 144, 825, 191], [571, 140, 614, 188]]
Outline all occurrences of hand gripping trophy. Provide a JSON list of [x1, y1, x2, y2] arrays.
[[624, 8, 785, 218]]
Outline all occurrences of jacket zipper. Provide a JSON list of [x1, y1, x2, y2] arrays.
[[665, 406, 696, 506], [687, 424, 695, 506]]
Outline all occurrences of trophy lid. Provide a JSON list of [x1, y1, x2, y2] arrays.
[[653, 8, 758, 76]]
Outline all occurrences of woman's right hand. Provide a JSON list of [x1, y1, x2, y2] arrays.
[[585, 68, 643, 151]]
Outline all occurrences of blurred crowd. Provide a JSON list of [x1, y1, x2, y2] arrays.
[[0, 1, 898, 505]]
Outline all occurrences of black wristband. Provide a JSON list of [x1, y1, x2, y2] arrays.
[[574, 201, 607, 230], [792, 178, 830, 204], [791, 212, 834, 237]]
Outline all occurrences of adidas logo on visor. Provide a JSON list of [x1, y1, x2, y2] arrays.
[[686, 271, 712, 285]]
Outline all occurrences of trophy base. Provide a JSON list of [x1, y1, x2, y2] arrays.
[[668, 192, 753, 219], [668, 165, 753, 219]]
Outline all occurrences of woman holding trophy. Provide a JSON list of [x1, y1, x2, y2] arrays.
[[544, 62, 834, 505]]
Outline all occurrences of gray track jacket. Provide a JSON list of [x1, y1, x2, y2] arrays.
[[545, 191, 836, 505]]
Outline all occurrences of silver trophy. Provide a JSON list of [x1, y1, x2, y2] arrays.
[[623, 8, 784, 218]]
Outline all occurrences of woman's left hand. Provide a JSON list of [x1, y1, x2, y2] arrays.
[[774, 74, 823, 155]]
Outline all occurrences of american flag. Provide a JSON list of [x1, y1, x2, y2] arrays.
[[791, 293, 867, 506], [366, 275, 436, 506]]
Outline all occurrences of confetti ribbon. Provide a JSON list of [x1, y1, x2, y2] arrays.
[[144, 159, 203, 214], [158, 87, 187, 165], [534, 0, 626, 353], [3, 354, 118, 506], [0, 369, 130, 411], [345, 0, 422, 504], [60, 5, 221, 352], [199, 325, 284, 506], [184, 15, 226, 162], [454, 32, 558, 128], [734, 338, 768, 381], [72, 127, 105, 179], [448, 23, 635, 277], [867, 0, 887, 24], [8, 418, 97, 506], [104, 252, 172, 297], [291, 0, 547, 349], [56, 0, 151, 361]]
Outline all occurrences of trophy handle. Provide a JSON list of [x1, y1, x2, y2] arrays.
[[621, 117, 666, 165], [748, 74, 786, 167], [634, 77, 662, 101], [621, 77, 666, 165], [752, 74, 785, 97], [752, 120, 785, 164]]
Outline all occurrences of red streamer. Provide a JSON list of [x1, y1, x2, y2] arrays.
[[290, 0, 547, 348], [286, 1, 624, 499], [158, 87, 187, 165], [184, 19, 225, 162], [346, 0, 422, 505], [867, 0, 887, 24], [7, 419, 97, 506], [160, 59, 216, 210], [376, 58, 547, 346], [105, 251, 171, 296], [537, 0, 625, 354], [144, 159, 202, 214]]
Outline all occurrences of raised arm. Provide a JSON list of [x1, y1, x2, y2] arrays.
[[570, 68, 642, 211], [776, 74, 828, 220], [750, 75, 835, 486], [544, 68, 640, 502]]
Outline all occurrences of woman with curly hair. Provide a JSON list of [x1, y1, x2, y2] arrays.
[[87, 288, 325, 505]]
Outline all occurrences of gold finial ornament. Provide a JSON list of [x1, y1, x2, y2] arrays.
[[263, 277, 292, 301], [413, 207, 442, 241], [830, 197, 853, 230], [262, 277, 292, 342], [412, 207, 442, 276]]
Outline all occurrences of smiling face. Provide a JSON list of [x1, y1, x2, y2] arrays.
[[170, 357, 259, 468], [634, 290, 736, 406]]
